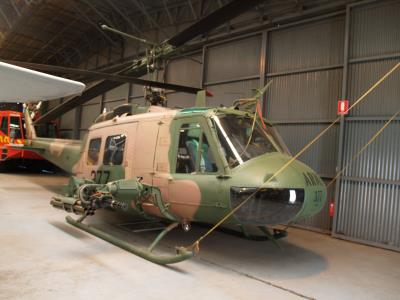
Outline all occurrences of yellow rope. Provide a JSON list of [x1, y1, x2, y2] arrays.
[[326, 108, 400, 189], [228, 100, 258, 168], [186, 62, 400, 251], [348, 62, 400, 112], [283, 108, 400, 233], [189, 118, 339, 248], [229, 80, 273, 168]]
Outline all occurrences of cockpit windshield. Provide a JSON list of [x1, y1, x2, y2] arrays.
[[211, 113, 289, 168]]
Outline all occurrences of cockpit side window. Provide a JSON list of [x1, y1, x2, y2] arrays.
[[175, 123, 218, 174], [103, 134, 126, 165], [199, 133, 218, 173], [87, 138, 101, 165], [0, 117, 8, 135]]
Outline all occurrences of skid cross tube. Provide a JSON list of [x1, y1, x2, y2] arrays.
[[66, 216, 193, 265], [148, 222, 179, 252]]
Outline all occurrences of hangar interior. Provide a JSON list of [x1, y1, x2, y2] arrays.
[[0, 0, 399, 299]]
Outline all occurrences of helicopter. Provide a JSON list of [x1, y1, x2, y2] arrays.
[[4, 0, 326, 264], [0, 61, 327, 265], [15, 81, 327, 264]]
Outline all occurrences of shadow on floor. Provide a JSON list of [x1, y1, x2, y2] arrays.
[[0, 164, 68, 193], [49, 220, 91, 240], [51, 209, 328, 280]]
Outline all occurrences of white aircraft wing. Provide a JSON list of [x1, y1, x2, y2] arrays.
[[0, 61, 86, 102]]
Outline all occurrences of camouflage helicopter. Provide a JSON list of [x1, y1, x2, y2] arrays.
[[6, 0, 326, 264], [16, 82, 327, 264]]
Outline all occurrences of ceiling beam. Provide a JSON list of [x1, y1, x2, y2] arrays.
[[187, 0, 198, 19], [104, 0, 143, 34], [27, 9, 83, 62], [70, 1, 117, 46], [10, 4, 51, 60], [80, 0, 117, 28], [162, 0, 175, 26], [9, 0, 21, 17], [0, 6, 12, 29], [130, 0, 169, 39]]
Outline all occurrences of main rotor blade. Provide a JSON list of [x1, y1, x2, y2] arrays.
[[8, 60, 201, 124], [35, 80, 121, 124], [5, 60, 201, 94], [167, 0, 265, 47], [35, 77, 201, 124]]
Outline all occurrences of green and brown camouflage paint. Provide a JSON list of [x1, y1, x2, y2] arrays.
[[24, 104, 327, 230]]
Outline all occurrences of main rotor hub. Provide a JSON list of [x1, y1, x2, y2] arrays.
[[144, 86, 167, 106]]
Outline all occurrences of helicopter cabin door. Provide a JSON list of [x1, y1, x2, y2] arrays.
[[83, 123, 136, 183], [131, 118, 173, 219], [167, 117, 226, 223]]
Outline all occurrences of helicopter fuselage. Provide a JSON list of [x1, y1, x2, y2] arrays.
[[56, 105, 327, 228]]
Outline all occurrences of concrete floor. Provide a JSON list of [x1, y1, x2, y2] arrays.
[[1, 173, 399, 300]]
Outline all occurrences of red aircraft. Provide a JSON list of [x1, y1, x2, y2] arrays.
[[0, 110, 43, 166]]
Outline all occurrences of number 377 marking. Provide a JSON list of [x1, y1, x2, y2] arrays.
[[91, 170, 110, 183]]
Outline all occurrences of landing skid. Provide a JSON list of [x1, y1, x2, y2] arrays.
[[236, 225, 287, 249], [236, 224, 288, 241], [258, 226, 288, 240], [66, 216, 193, 265]]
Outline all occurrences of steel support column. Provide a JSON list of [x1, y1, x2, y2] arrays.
[[200, 45, 207, 88], [332, 4, 351, 234], [259, 30, 268, 117], [73, 106, 82, 139], [127, 83, 133, 103]]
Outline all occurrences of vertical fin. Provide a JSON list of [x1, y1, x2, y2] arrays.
[[23, 105, 37, 140], [195, 90, 207, 107], [20, 104, 82, 174]]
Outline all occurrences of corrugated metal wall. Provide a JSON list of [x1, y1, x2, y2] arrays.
[[333, 0, 400, 250], [266, 15, 345, 231], [164, 53, 202, 108], [55, 0, 400, 250], [203, 35, 262, 107]]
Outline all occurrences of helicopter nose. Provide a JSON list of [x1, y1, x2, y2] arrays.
[[229, 154, 326, 225], [230, 186, 305, 225]]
